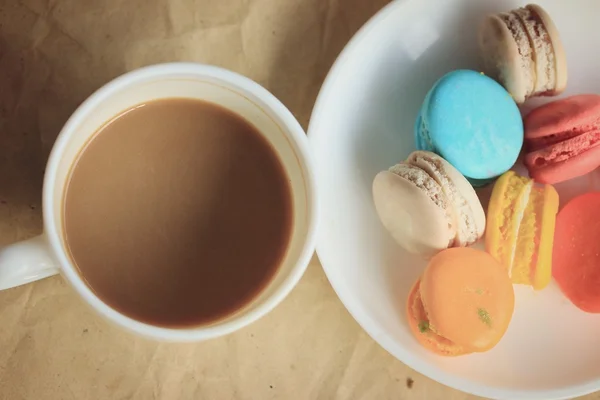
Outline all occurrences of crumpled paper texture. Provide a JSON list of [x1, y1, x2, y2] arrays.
[[0, 0, 598, 399]]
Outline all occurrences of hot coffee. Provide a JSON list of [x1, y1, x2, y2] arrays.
[[63, 98, 293, 327]]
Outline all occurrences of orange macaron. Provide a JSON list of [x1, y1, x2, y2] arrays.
[[407, 248, 515, 356], [407, 279, 468, 356]]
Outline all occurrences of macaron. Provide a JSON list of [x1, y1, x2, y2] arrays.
[[485, 171, 559, 290], [479, 4, 567, 103], [372, 151, 485, 258], [406, 279, 468, 356], [407, 248, 515, 355], [524, 94, 600, 184], [553, 193, 600, 313], [414, 70, 523, 185]]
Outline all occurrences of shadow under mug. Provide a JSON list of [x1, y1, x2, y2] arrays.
[[0, 63, 318, 341]]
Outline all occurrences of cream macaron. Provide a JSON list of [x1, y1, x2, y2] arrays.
[[478, 4, 567, 103], [372, 151, 485, 258]]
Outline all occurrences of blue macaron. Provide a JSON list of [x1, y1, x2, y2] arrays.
[[414, 70, 523, 185]]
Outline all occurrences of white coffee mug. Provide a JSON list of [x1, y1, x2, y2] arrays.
[[0, 63, 318, 341]]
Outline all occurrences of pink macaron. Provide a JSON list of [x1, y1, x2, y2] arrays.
[[524, 94, 600, 184]]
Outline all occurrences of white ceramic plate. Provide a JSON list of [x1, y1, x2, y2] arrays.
[[308, 0, 600, 399]]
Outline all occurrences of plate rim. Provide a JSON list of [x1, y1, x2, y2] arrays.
[[307, 0, 600, 398]]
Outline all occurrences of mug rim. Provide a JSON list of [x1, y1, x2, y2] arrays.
[[43, 63, 319, 341]]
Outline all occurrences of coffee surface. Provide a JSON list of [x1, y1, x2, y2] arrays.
[[64, 98, 293, 327]]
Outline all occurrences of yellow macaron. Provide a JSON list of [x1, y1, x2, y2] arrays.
[[485, 171, 559, 290]]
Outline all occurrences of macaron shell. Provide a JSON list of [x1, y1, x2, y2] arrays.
[[528, 4, 567, 93], [414, 99, 435, 152], [485, 171, 531, 271], [478, 4, 567, 101], [525, 129, 600, 167], [467, 177, 495, 188], [416, 70, 523, 180], [513, 5, 557, 96], [531, 185, 558, 290], [406, 279, 469, 356], [511, 184, 558, 290], [553, 193, 600, 313], [524, 94, 600, 144], [524, 95, 600, 184], [485, 171, 558, 290], [408, 151, 486, 245], [372, 170, 454, 257], [420, 248, 515, 352], [478, 14, 531, 104], [434, 156, 486, 240], [528, 144, 600, 184]]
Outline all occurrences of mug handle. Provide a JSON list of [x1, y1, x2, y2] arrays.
[[0, 235, 59, 291]]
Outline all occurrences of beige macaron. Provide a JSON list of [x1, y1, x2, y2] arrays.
[[478, 4, 567, 103], [372, 151, 485, 258]]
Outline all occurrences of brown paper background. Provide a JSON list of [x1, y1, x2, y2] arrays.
[[0, 0, 598, 399]]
